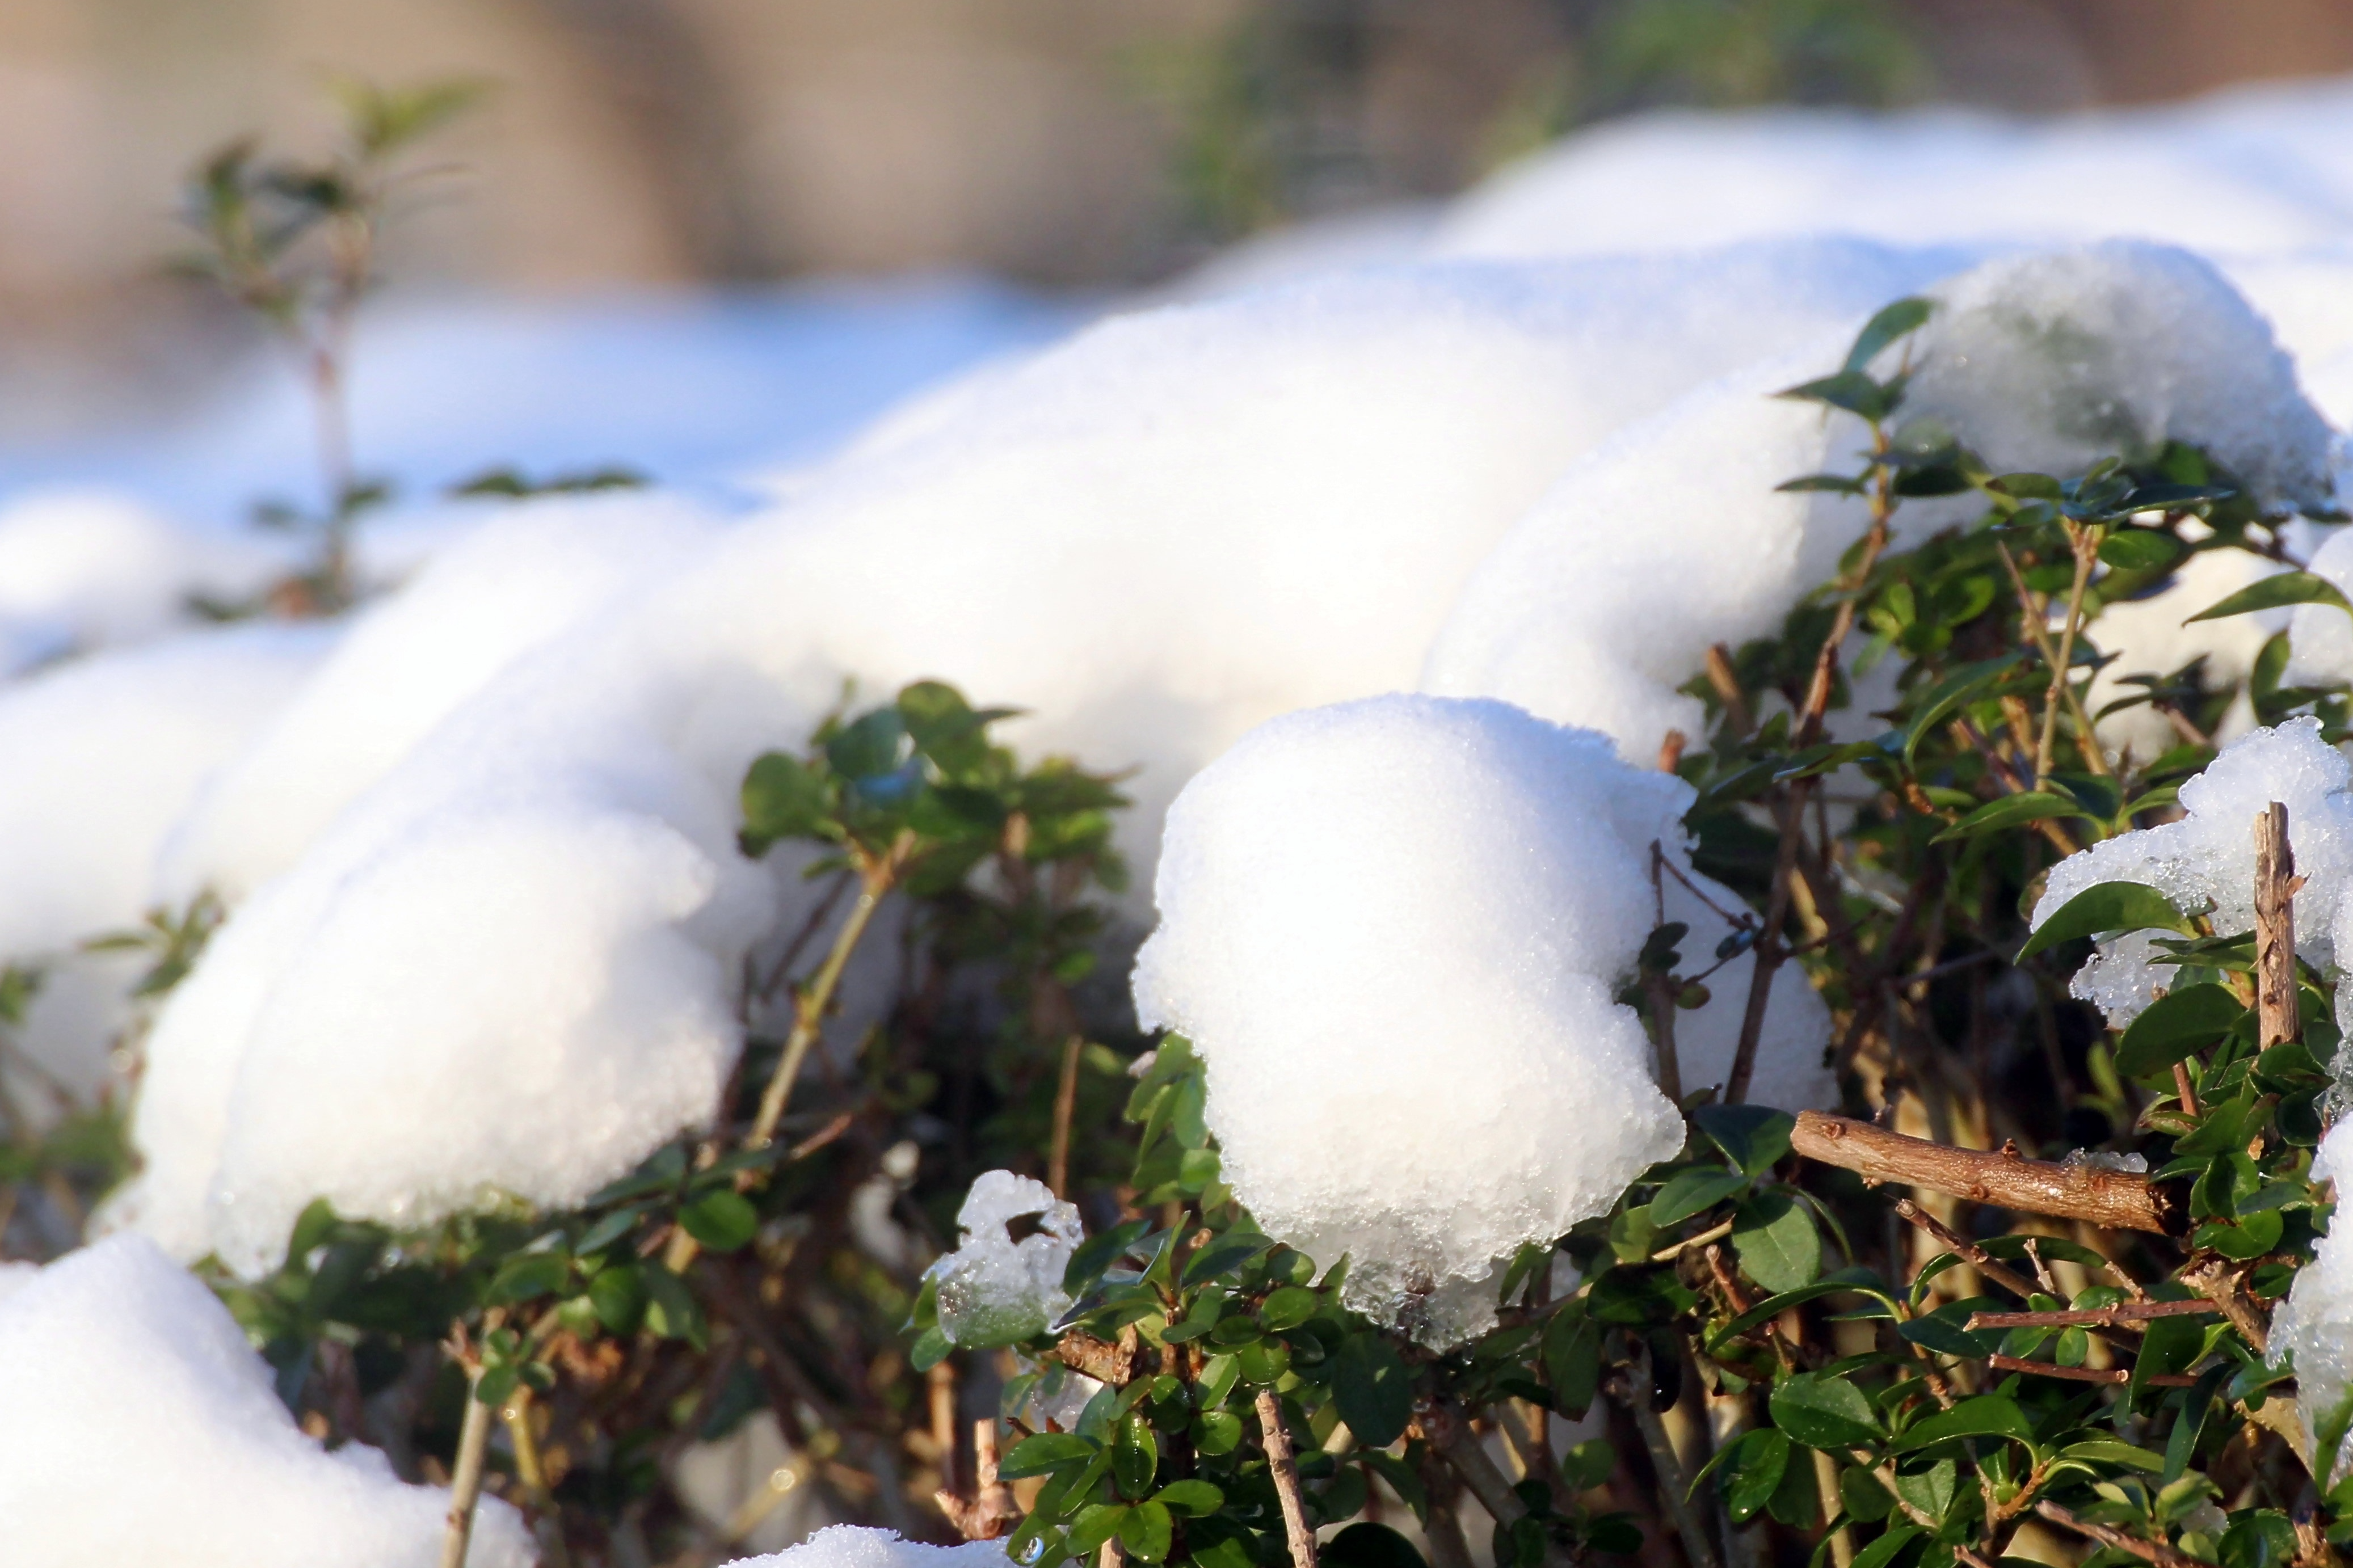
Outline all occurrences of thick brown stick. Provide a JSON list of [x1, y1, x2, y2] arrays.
[[1257, 1390, 1319, 1568], [2255, 802, 2303, 1049], [2035, 1500, 2202, 1567], [1969, 1301, 2215, 1330], [1796, 1113, 2186, 1235]]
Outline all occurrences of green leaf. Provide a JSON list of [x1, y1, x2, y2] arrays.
[[1844, 297, 1935, 373], [679, 1189, 760, 1253], [1840, 1466, 1894, 1523], [1650, 1167, 1750, 1226], [827, 707, 909, 780], [2099, 529, 2184, 571], [1778, 369, 1895, 421], [2061, 1438, 2165, 1473], [1236, 1338, 1291, 1385], [1333, 1333, 1413, 1448], [910, 1325, 953, 1372], [1931, 790, 2091, 843], [1119, 1499, 1173, 1563], [1769, 1371, 1879, 1450], [587, 1263, 646, 1334], [1902, 655, 2025, 766], [1849, 1525, 1923, 1568], [2115, 983, 2248, 1077], [1257, 1285, 1319, 1332], [1182, 1231, 1272, 1287], [1892, 1396, 2032, 1452], [1114, 1413, 1159, 1498], [739, 753, 831, 855], [1543, 1307, 1604, 1418], [1192, 1409, 1243, 1455], [2185, 570, 2353, 625], [484, 1250, 571, 1306], [1153, 1480, 1224, 1517], [1891, 1457, 1956, 1522], [1733, 1194, 1820, 1295], [1000, 1432, 1101, 1480], [1721, 1429, 1791, 1524], [642, 1263, 705, 1350], [1323, 1523, 1430, 1568], [2018, 880, 2199, 961], [1066, 1504, 1130, 1558], [1691, 1104, 1795, 1178]]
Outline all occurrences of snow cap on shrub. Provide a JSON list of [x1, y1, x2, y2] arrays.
[[1424, 242, 2337, 763], [2272, 1119, 2353, 1479], [2031, 718, 2353, 1031], [927, 1170, 1083, 1346], [1133, 694, 1820, 1344], [725, 1525, 1009, 1568], [0, 1233, 531, 1568], [117, 255, 1888, 1271]]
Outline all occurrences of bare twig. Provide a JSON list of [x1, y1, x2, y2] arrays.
[[1986, 1355, 2196, 1388], [1607, 1348, 1721, 1568], [2035, 1500, 2201, 1567], [1968, 1301, 2216, 1330], [1056, 1327, 1141, 1388], [439, 1363, 496, 1568], [2255, 802, 2303, 1049], [938, 1419, 1022, 1541], [1048, 1033, 1084, 1198], [1798, 1115, 2186, 1235], [1705, 644, 1754, 736], [1257, 1390, 1319, 1568]]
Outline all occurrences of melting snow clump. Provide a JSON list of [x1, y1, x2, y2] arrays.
[[2274, 1121, 2353, 1478], [724, 1525, 1011, 1568], [0, 1234, 531, 1568], [2032, 719, 2353, 1029], [1134, 694, 1798, 1345], [927, 1169, 1083, 1346]]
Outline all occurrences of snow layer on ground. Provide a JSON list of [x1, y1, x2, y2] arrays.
[[1130, 696, 1822, 1345], [160, 491, 731, 903], [0, 622, 332, 1112], [2032, 719, 2353, 1033], [115, 254, 1916, 1272], [927, 1170, 1083, 1346], [2275, 1119, 2353, 1478], [725, 1525, 1008, 1568], [1433, 94, 2353, 263], [1424, 242, 2337, 763], [0, 488, 288, 675], [0, 1233, 530, 1568]]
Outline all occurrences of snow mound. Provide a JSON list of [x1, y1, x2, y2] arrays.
[[161, 490, 731, 903], [2032, 718, 2353, 1030], [0, 488, 287, 673], [115, 255, 1905, 1272], [2274, 1119, 2353, 1479], [1424, 242, 2337, 763], [0, 623, 333, 1113], [1435, 102, 2349, 263], [725, 1525, 1008, 1568], [0, 1233, 531, 1568], [1132, 695, 1819, 1344], [927, 1170, 1083, 1346]]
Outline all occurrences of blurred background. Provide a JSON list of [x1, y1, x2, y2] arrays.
[[6, 0, 2353, 478]]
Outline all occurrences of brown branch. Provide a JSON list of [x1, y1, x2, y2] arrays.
[[1705, 643, 1754, 736], [1986, 1355, 2198, 1388], [1796, 1114, 2186, 1236], [1607, 1349, 1721, 1568], [2035, 1500, 2202, 1567], [1968, 1301, 2216, 1330], [1048, 1033, 1083, 1199], [938, 1419, 1022, 1541], [1893, 1200, 2044, 1305], [1056, 1327, 1140, 1389], [2255, 802, 2303, 1049], [2180, 1257, 2272, 1358], [1257, 1390, 1319, 1568]]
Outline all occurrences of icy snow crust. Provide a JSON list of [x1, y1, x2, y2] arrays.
[[0, 1234, 531, 1568], [725, 1525, 1010, 1568], [926, 1170, 1084, 1346], [1424, 243, 2337, 763], [1131, 696, 1822, 1345], [2276, 1121, 2353, 1478], [111, 253, 1923, 1271], [2031, 719, 2353, 1031]]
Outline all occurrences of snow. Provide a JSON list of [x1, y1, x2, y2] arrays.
[[2031, 719, 2353, 1030], [1129, 694, 1824, 1346], [925, 1170, 1083, 1347], [0, 488, 289, 675], [159, 490, 732, 903], [112, 254, 1897, 1273], [0, 1233, 531, 1568], [0, 622, 333, 1114], [723, 1525, 1008, 1568], [2275, 1119, 2353, 1478], [1424, 242, 2338, 765]]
